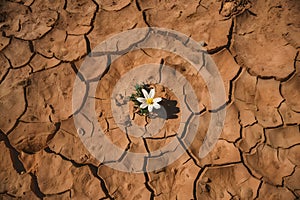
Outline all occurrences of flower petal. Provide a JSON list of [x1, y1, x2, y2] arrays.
[[137, 97, 146, 103], [153, 102, 161, 109], [140, 103, 148, 109], [148, 105, 154, 112], [153, 97, 162, 103], [142, 89, 149, 99], [149, 88, 155, 98]]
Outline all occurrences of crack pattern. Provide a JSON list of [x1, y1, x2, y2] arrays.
[[0, 0, 299, 199]]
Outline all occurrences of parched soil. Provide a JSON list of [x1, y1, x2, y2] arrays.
[[0, 0, 299, 199]]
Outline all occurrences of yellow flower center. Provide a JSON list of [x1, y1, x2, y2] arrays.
[[146, 98, 154, 105]]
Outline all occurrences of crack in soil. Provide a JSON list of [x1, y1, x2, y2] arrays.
[[29, 172, 46, 199], [44, 147, 114, 199], [1, 0, 300, 199], [0, 130, 25, 174]]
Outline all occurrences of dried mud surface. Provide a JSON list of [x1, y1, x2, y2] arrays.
[[0, 0, 299, 199]]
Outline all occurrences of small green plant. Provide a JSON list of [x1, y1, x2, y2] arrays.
[[130, 83, 162, 116]]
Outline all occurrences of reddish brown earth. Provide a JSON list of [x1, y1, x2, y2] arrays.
[[0, 0, 299, 199]]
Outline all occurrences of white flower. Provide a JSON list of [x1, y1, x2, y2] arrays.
[[137, 88, 162, 112]]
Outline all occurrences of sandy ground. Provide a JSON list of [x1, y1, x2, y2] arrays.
[[0, 0, 300, 199]]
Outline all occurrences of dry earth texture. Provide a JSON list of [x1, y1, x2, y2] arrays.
[[0, 0, 300, 199]]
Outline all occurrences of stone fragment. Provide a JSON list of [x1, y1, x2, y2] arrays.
[[233, 0, 297, 80], [34, 29, 86, 61], [8, 122, 57, 153], [237, 124, 264, 153], [199, 140, 240, 167], [284, 166, 300, 197], [281, 72, 300, 112], [29, 54, 60, 72], [0, 141, 32, 197], [196, 163, 260, 199], [265, 126, 300, 148], [2, 38, 33, 68], [98, 165, 151, 199], [244, 144, 294, 185], [256, 182, 295, 200]]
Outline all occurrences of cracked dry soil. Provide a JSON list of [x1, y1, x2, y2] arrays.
[[0, 0, 299, 199]]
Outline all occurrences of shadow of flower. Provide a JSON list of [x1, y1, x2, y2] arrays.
[[153, 98, 180, 119]]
